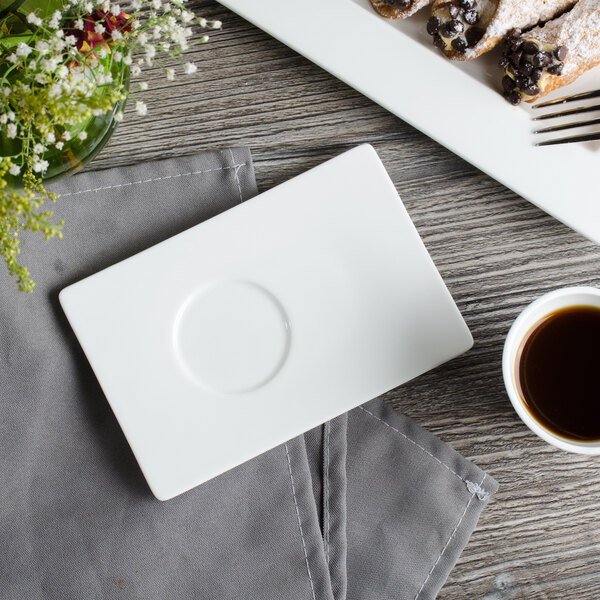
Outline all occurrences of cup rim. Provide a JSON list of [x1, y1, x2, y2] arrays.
[[502, 286, 600, 455]]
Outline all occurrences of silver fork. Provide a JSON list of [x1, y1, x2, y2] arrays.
[[532, 89, 600, 146]]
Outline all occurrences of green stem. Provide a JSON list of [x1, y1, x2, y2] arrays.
[[0, 0, 29, 20]]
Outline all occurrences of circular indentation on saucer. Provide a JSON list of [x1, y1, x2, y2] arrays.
[[174, 281, 290, 394]]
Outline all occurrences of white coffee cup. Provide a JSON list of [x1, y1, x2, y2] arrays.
[[502, 286, 600, 455]]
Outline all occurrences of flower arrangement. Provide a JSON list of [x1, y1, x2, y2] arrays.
[[0, 0, 221, 292]]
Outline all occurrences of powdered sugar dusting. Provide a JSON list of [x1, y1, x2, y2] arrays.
[[529, 0, 600, 79], [462, 0, 575, 59]]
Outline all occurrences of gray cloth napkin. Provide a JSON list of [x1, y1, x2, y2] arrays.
[[0, 147, 497, 600]]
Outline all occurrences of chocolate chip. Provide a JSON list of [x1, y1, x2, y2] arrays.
[[521, 62, 533, 76], [516, 75, 530, 89], [463, 9, 479, 25], [502, 75, 516, 92], [452, 37, 468, 53], [510, 49, 523, 66], [531, 68, 543, 82], [507, 28, 522, 40], [426, 16, 441, 35], [522, 41, 539, 55], [384, 0, 412, 6], [555, 45, 568, 61], [498, 56, 509, 69], [510, 39, 524, 52], [504, 90, 522, 105], [547, 63, 564, 76], [533, 51, 552, 67], [449, 4, 460, 18], [459, 0, 475, 9], [507, 63, 519, 77], [465, 27, 483, 47], [441, 19, 464, 38], [521, 83, 541, 96], [432, 33, 446, 49]]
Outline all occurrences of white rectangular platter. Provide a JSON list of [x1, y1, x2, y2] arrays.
[[60, 145, 473, 501], [217, 0, 600, 243]]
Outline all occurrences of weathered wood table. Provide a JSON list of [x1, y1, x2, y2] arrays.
[[90, 1, 600, 597]]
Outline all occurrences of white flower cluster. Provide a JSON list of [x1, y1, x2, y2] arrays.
[[0, 0, 220, 176]]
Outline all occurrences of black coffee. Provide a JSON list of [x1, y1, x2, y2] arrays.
[[516, 305, 600, 442]]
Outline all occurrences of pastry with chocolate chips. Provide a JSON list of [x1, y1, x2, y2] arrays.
[[369, 0, 433, 19], [500, 0, 600, 104], [427, 0, 575, 60]]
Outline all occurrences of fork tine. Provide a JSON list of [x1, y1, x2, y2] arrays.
[[533, 89, 600, 108], [536, 132, 600, 146], [532, 103, 600, 121], [534, 117, 600, 134]]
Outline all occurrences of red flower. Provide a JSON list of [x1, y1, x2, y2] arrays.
[[67, 10, 132, 54]]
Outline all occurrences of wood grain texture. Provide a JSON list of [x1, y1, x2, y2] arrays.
[[88, 1, 600, 597]]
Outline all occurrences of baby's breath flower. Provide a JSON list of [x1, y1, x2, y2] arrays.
[[111, 30, 123, 42], [152, 0, 161, 9], [96, 47, 108, 59], [132, 0, 142, 9], [137, 32, 148, 45], [8, 164, 21, 176], [74, 18, 84, 30], [139, 81, 148, 91], [35, 40, 50, 55], [46, 132, 56, 143], [16, 43, 32, 57], [113, 51, 123, 61], [114, 111, 124, 122], [199, 18, 207, 27], [182, 11, 194, 23], [145, 44, 156, 59], [2, 88, 10, 97], [7, 111, 15, 121], [33, 144, 45, 154], [95, 23, 106, 34], [6, 124, 17, 139], [62, 132, 71, 141], [0, 115, 6, 124], [33, 160, 49, 173], [77, 131, 88, 141], [41, 57, 60, 72], [135, 100, 147, 116], [55, 142, 64, 150], [26, 12, 42, 26], [65, 35, 77, 46], [7, 54, 17, 64], [56, 65, 69, 79], [131, 64, 141, 76], [123, 55, 132, 66], [84, 1, 93, 11], [211, 20, 222, 29], [184, 62, 197, 75], [166, 68, 175, 80], [111, 3, 120, 13], [48, 10, 61, 29]]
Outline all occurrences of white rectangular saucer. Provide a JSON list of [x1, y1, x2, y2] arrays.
[[60, 145, 473, 501]]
